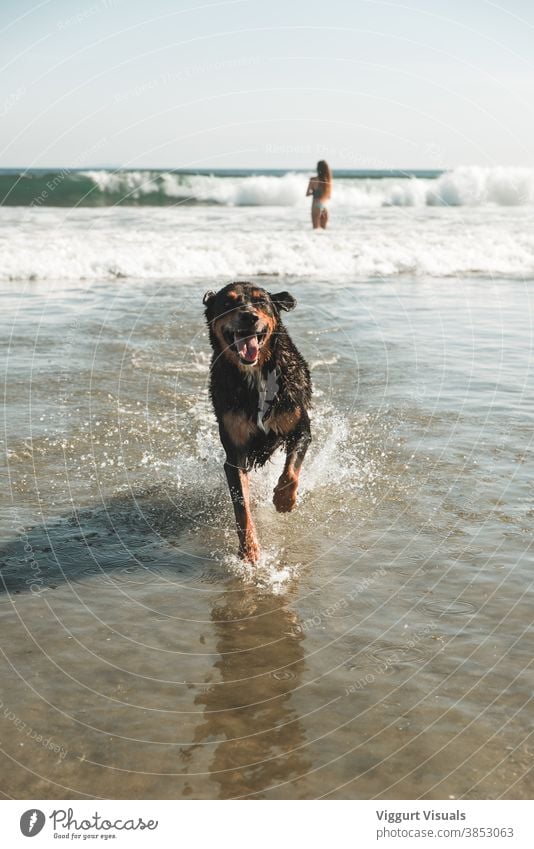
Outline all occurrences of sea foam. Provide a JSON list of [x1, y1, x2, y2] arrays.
[[2, 199, 532, 282]]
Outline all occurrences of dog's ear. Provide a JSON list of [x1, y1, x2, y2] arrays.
[[271, 291, 296, 312], [203, 290, 216, 307]]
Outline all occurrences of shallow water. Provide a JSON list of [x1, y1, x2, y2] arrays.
[[1, 275, 533, 799]]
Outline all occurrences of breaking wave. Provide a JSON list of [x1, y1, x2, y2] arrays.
[[2, 166, 534, 208]]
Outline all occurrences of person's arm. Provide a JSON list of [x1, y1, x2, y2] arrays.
[[306, 178, 315, 196]]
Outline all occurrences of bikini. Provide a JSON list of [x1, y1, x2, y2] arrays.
[[312, 186, 328, 210]]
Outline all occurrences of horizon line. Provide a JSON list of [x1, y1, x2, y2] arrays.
[[0, 165, 448, 173]]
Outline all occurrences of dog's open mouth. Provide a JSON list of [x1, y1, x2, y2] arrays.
[[233, 331, 266, 364]]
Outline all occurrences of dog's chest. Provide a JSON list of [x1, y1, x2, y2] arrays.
[[244, 368, 279, 434]]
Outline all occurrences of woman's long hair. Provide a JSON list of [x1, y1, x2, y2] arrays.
[[316, 160, 332, 199]]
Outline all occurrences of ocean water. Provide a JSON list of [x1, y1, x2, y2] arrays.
[[0, 169, 533, 799], [2, 167, 534, 283]]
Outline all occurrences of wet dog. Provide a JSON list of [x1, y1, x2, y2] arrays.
[[203, 282, 312, 562]]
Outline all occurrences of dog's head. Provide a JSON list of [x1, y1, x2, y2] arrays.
[[203, 282, 296, 368]]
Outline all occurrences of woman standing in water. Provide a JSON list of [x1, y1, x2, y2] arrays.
[[306, 160, 332, 229]]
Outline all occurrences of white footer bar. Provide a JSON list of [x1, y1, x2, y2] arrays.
[[3, 799, 533, 848]]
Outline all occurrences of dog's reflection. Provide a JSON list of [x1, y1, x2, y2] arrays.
[[182, 584, 310, 799]]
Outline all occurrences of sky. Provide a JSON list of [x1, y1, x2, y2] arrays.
[[1, 0, 533, 169]]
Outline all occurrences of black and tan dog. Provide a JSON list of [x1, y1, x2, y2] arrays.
[[203, 282, 312, 562]]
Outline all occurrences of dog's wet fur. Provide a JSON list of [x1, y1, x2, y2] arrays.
[[203, 282, 312, 562]]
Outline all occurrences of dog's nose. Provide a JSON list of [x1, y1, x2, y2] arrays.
[[240, 310, 259, 326]]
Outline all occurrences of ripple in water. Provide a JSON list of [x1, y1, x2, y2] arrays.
[[367, 644, 428, 668], [271, 669, 296, 681], [421, 600, 478, 616]]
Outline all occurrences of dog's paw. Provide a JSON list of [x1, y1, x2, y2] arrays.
[[273, 475, 298, 513], [240, 536, 261, 563]]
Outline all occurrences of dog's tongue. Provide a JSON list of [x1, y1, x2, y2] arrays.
[[236, 334, 259, 362]]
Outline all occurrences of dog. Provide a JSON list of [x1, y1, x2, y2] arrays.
[[203, 282, 312, 563]]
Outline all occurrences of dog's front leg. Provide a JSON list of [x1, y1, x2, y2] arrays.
[[224, 459, 261, 563], [273, 412, 312, 513]]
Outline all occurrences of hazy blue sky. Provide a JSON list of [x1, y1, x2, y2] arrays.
[[1, 0, 533, 168]]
